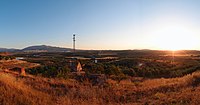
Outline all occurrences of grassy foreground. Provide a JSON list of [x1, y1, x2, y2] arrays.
[[1, 71, 200, 105]]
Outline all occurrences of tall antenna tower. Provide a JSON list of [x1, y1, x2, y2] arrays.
[[73, 34, 76, 53]]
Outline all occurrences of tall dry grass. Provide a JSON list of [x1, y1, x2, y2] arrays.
[[0, 73, 54, 105], [1, 71, 200, 105]]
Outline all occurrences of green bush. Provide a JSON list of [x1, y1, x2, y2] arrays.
[[27, 65, 70, 79], [104, 65, 122, 76]]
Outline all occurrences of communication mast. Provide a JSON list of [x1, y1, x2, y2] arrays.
[[73, 34, 76, 53], [70, 34, 83, 73], [70, 34, 76, 72]]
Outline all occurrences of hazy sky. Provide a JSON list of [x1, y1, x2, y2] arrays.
[[0, 0, 200, 50]]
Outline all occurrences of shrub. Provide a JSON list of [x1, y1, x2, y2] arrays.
[[122, 68, 136, 76], [27, 65, 70, 79], [104, 65, 122, 76]]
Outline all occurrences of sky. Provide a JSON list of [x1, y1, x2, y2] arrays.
[[0, 0, 200, 50]]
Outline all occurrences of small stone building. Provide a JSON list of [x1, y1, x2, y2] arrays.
[[67, 58, 83, 72]]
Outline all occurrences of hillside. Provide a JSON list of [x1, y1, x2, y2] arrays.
[[1, 70, 200, 105], [22, 45, 72, 52]]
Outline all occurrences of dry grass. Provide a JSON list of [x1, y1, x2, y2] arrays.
[[0, 59, 40, 69], [0, 73, 54, 105], [1, 71, 200, 105]]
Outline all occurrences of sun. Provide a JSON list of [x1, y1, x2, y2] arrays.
[[148, 21, 199, 51]]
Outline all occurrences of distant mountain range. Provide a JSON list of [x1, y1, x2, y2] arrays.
[[0, 45, 73, 52], [0, 48, 20, 52]]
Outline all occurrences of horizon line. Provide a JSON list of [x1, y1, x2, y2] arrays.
[[0, 44, 200, 51]]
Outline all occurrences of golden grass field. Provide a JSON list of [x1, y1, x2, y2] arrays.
[[1, 70, 200, 105]]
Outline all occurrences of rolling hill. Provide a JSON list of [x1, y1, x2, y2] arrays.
[[22, 45, 72, 52], [0, 45, 73, 52]]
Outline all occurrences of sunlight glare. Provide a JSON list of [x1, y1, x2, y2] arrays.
[[148, 21, 199, 51]]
